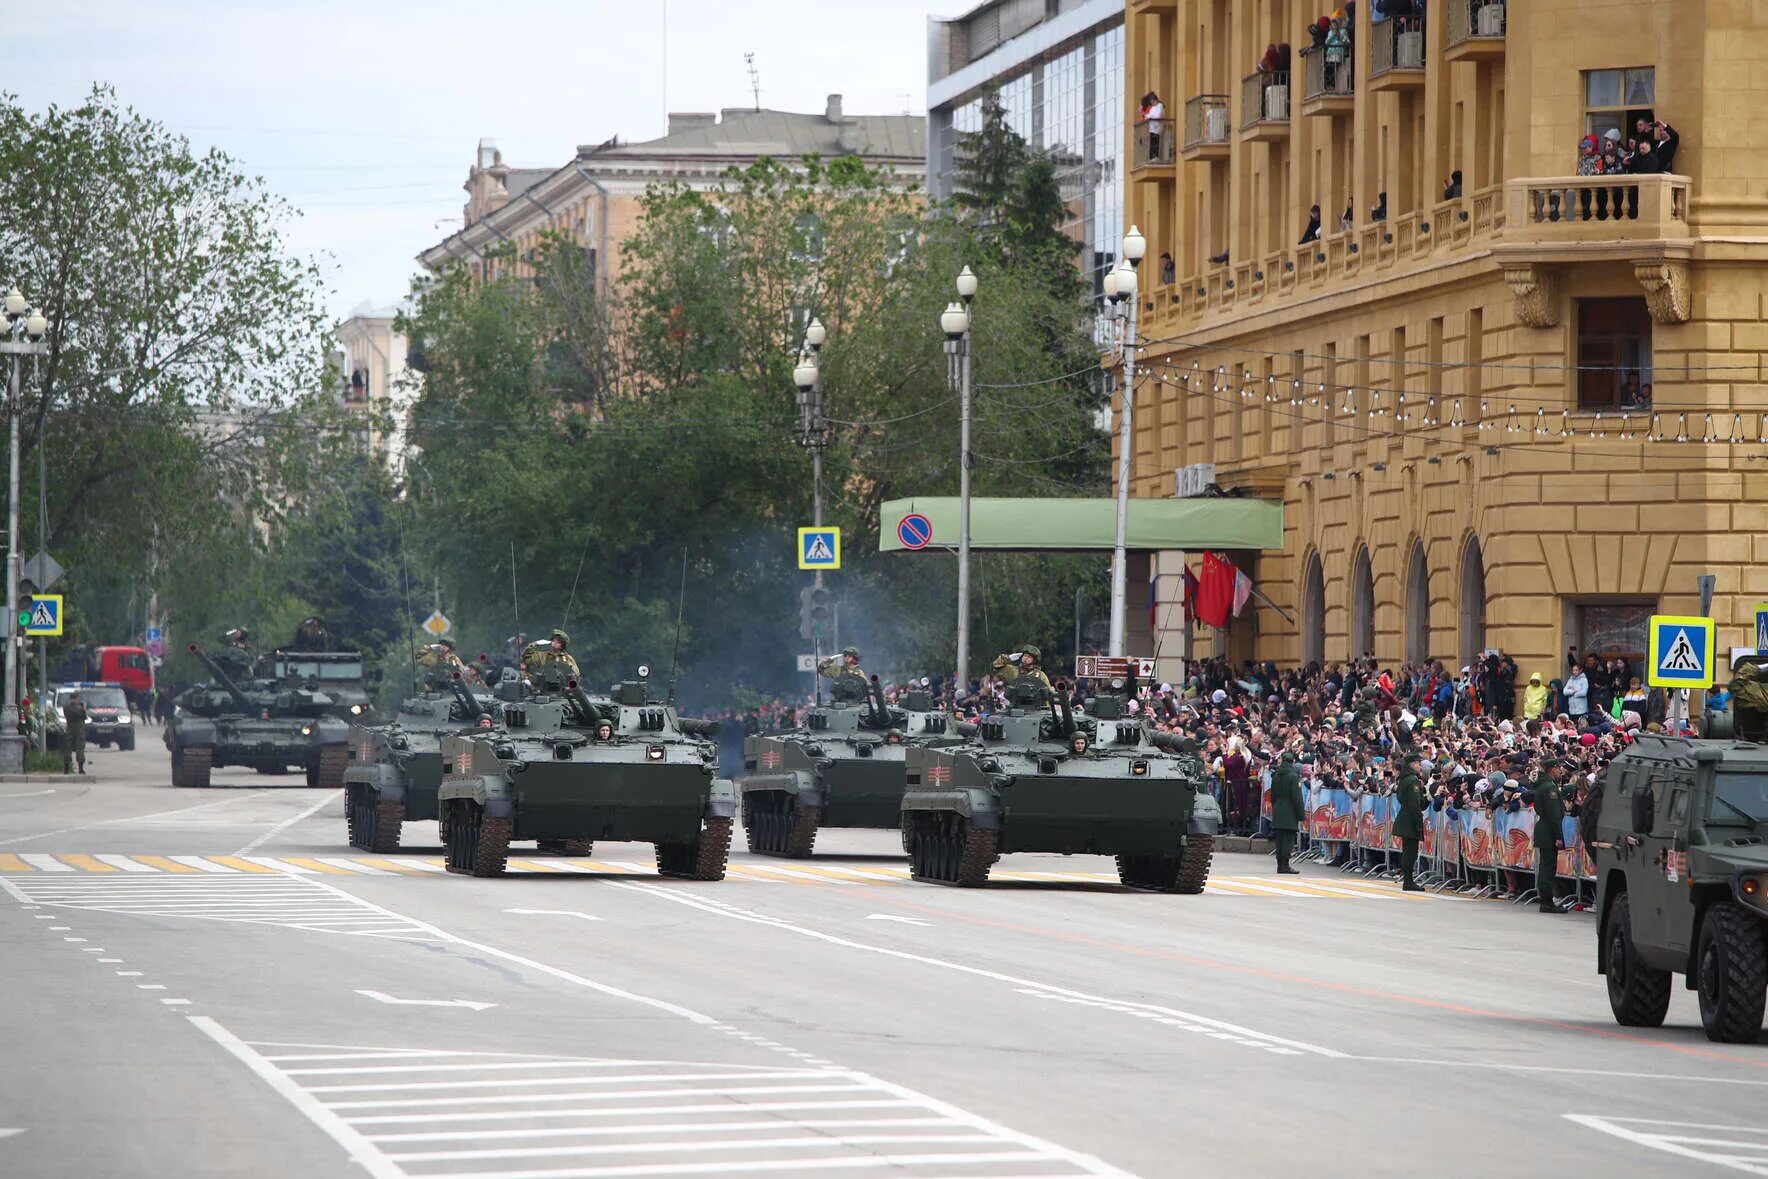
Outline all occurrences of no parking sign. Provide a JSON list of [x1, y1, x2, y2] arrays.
[[896, 513, 933, 550]]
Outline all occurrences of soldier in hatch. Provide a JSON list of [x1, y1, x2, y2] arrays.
[[212, 627, 256, 680], [521, 629, 582, 683], [415, 638, 468, 687], [991, 645, 1051, 690], [291, 616, 332, 652], [817, 647, 869, 703]]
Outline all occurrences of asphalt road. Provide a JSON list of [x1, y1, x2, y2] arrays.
[[2, 734, 1764, 1179]]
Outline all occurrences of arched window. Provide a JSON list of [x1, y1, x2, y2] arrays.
[[1302, 552, 1325, 667], [1460, 534, 1487, 665], [1351, 545, 1374, 660], [1405, 541, 1429, 666]]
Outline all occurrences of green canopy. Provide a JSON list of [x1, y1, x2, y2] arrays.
[[879, 497, 1283, 553]]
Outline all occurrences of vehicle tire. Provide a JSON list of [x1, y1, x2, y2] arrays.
[[309, 746, 347, 789], [1173, 834, 1215, 895], [1605, 893, 1672, 1028], [656, 817, 732, 881], [1117, 852, 1184, 892], [182, 746, 212, 790], [537, 839, 593, 857], [119, 733, 135, 752], [444, 801, 509, 877], [1696, 901, 1768, 1043]]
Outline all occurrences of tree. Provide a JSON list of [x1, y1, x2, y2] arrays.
[[951, 87, 1083, 300]]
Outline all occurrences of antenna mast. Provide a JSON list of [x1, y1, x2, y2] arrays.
[[745, 52, 761, 110]]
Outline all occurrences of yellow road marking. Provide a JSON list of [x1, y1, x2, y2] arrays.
[[0, 853, 32, 872], [205, 856, 280, 874], [132, 856, 202, 873], [355, 858, 429, 874], [273, 857, 354, 874], [505, 859, 568, 873], [56, 854, 119, 873]]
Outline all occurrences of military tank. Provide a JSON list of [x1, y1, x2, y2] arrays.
[[740, 678, 955, 857], [166, 643, 351, 788], [437, 667, 735, 878], [267, 617, 377, 722], [345, 674, 495, 852], [900, 678, 1220, 890]]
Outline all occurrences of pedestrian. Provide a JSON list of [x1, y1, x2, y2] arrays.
[[63, 690, 88, 775], [1270, 751, 1305, 874], [1394, 753, 1425, 891], [1533, 758, 1566, 911], [1223, 736, 1252, 833]]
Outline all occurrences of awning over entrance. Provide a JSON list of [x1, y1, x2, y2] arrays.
[[879, 496, 1284, 553]]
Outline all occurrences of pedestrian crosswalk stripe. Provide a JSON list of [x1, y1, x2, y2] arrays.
[[57, 854, 119, 873], [206, 856, 278, 874], [0, 854, 31, 872]]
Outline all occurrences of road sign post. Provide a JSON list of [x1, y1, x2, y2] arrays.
[[797, 527, 841, 571], [1647, 614, 1715, 690]]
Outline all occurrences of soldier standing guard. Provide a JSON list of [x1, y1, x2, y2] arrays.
[[1533, 758, 1567, 913], [1394, 752, 1425, 891], [63, 691, 88, 775], [816, 647, 869, 703], [1270, 751, 1304, 874]]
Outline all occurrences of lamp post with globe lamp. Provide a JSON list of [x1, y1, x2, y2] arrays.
[[941, 266, 976, 697], [1107, 226, 1146, 657], [0, 288, 50, 772]]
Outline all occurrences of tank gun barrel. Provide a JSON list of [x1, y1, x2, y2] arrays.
[[1148, 729, 1198, 754], [187, 643, 253, 711], [678, 717, 721, 738], [449, 674, 484, 721], [1053, 679, 1076, 737], [565, 681, 602, 726], [867, 675, 890, 728]]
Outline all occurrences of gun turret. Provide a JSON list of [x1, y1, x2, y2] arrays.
[[678, 717, 722, 739], [449, 674, 485, 722], [565, 680, 602, 726], [1148, 729, 1199, 755], [188, 643, 253, 712]]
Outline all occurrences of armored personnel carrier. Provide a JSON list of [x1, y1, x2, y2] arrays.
[[739, 679, 955, 857], [437, 668, 735, 878], [345, 675, 494, 852], [1597, 708, 1768, 1041], [166, 643, 351, 788], [900, 678, 1220, 889]]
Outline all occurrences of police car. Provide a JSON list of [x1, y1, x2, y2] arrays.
[[54, 682, 136, 751]]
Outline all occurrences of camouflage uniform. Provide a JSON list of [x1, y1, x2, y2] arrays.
[[522, 631, 582, 684], [817, 648, 869, 704], [415, 642, 468, 688], [291, 616, 332, 652], [992, 645, 1052, 690]]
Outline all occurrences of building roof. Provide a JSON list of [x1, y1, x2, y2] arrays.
[[878, 497, 1285, 553], [598, 104, 924, 162]]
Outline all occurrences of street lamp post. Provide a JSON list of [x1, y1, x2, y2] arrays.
[[942, 267, 976, 698], [794, 319, 828, 702], [0, 288, 49, 773], [1107, 226, 1146, 657]]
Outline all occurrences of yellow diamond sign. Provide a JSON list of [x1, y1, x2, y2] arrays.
[[422, 609, 451, 637]]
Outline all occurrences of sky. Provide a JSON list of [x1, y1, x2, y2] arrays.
[[5, 0, 951, 320]]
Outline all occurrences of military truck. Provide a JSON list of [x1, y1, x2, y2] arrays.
[[1594, 729, 1768, 1043], [166, 644, 351, 788], [345, 675, 494, 852], [739, 679, 955, 857], [437, 668, 734, 879], [900, 678, 1220, 889]]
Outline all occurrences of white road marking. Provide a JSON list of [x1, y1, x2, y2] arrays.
[[864, 914, 931, 926], [19, 855, 73, 872], [356, 990, 496, 1011], [1565, 1114, 1768, 1176], [0, 792, 273, 846], [0, 789, 57, 799], [94, 855, 157, 873], [505, 909, 603, 922], [234, 788, 341, 855], [1362, 1056, 1768, 1088], [612, 883, 1346, 1059], [0, 1128, 22, 1139]]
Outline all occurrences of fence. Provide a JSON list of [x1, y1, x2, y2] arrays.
[[1241, 71, 1290, 129]]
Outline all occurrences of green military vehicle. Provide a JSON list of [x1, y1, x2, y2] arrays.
[[345, 675, 494, 852], [900, 678, 1220, 889], [739, 680, 955, 857], [437, 667, 734, 878], [167, 644, 351, 788], [1595, 725, 1768, 1043]]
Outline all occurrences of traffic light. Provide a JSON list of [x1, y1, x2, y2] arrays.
[[799, 584, 834, 641]]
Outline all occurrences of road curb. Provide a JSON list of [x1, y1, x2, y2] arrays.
[[1216, 836, 1274, 855], [0, 774, 84, 783]]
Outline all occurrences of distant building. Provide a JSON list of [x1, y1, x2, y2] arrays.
[[334, 300, 415, 476], [417, 97, 926, 293], [926, 0, 1126, 327]]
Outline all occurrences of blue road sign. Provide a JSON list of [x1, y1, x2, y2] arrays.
[[146, 626, 163, 643], [1647, 614, 1714, 689], [22, 594, 63, 637], [797, 527, 841, 570], [897, 513, 932, 551], [1756, 603, 1768, 652]]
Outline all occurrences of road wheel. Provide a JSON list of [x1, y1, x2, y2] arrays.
[[445, 801, 509, 877], [1173, 834, 1215, 895], [309, 746, 347, 789], [1605, 893, 1672, 1028], [1696, 901, 1768, 1043], [743, 792, 781, 855], [347, 786, 404, 853], [182, 746, 212, 789], [656, 817, 732, 880], [537, 839, 593, 857]]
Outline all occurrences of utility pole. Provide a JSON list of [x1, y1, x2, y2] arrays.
[[35, 354, 45, 750], [1107, 226, 1146, 657], [0, 289, 49, 773], [942, 267, 977, 696], [794, 318, 829, 705]]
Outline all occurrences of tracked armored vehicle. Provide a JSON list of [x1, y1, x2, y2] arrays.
[[900, 679, 1220, 890], [166, 643, 350, 788], [739, 680, 955, 857], [345, 675, 494, 852], [437, 669, 734, 879]]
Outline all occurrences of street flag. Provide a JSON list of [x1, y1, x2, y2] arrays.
[[1232, 566, 1254, 618], [1181, 564, 1200, 623], [1194, 552, 1236, 629]]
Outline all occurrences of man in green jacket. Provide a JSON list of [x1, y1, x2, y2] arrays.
[[1533, 758, 1567, 913], [63, 691, 88, 775], [1270, 751, 1305, 875], [1394, 753, 1425, 891]]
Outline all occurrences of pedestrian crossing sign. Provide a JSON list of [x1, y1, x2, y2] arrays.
[[1647, 614, 1714, 689], [797, 527, 841, 570], [21, 594, 62, 637]]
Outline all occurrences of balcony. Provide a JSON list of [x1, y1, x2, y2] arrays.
[[1132, 118, 1176, 173], [1446, 0, 1506, 62], [1180, 97, 1230, 161], [1368, 18, 1426, 91], [1503, 175, 1691, 245], [1240, 71, 1290, 141], [1300, 48, 1353, 117]]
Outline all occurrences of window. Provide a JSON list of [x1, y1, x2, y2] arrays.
[[1578, 602, 1654, 663], [1584, 68, 1654, 143], [1576, 298, 1652, 409]]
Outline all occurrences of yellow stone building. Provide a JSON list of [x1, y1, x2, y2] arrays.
[[1122, 0, 1768, 682]]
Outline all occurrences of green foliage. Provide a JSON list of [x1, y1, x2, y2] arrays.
[[25, 750, 66, 775]]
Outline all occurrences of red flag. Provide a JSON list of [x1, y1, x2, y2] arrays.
[[1194, 552, 1237, 629], [1180, 564, 1200, 623]]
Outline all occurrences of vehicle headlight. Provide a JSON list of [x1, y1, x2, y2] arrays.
[[118, 714, 132, 725], [349, 704, 364, 715], [301, 725, 313, 736], [1741, 873, 1768, 914]]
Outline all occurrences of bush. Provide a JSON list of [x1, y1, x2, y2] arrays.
[[25, 750, 67, 774]]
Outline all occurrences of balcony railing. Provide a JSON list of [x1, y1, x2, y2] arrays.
[[1449, 0, 1507, 49], [1241, 71, 1290, 129], [1182, 95, 1230, 151], [1507, 174, 1691, 240], [1133, 118, 1176, 168], [1370, 17, 1426, 78], [1302, 47, 1354, 102]]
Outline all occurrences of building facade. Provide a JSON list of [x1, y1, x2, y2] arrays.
[[333, 300, 415, 476], [928, 0, 1126, 330], [417, 98, 925, 292], [1123, 0, 1768, 680]]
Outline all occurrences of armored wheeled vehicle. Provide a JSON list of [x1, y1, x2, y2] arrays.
[[437, 668, 735, 878], [345, 675, 494, 852], [1596, 725, 1768, 1042], [166, 644, 350, 788], [901, 679, 1220, 890], [740, 680, 955, 857]]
